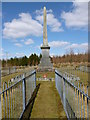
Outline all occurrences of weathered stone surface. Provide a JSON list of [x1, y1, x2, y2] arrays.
[[38, 7, 53, 71], [43, 7, 48, 46]]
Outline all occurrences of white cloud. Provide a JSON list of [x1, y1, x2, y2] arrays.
[[24, 39, 34, 45], [0, 47, 3, 59], [21, 39, 24, 42], [0, 52, 12, 60], [3, 13, 43, 39], [73, 0, 89, 2], [48, 40, 88, 53], [15, 52, 25, 57], [65, 43, 79, 49], [49, 41, 69, 47], [36, 9, 63, 32], [65, 43, 88, 51], [61, 2, 88, 29], [14, 43, 22, 47], [36, 8, 53, 15], [1, 52, 25, 59], [0, 47, 3, 51], [79, 43, 88, 49], [0, 53, 4, 58]]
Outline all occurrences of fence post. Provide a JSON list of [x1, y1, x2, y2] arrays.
[[80, 84, 82, 119], [74, 81, 76, 117], [63, 78, 66, 110], [23, 75, 26, 111], [83, 85, 85, 119], [87, 86, 89, 120], [78, 82, 80, 118], [55, 70, 57, 90], [35, 71, 36, 88], [0, 69, 1, 119]]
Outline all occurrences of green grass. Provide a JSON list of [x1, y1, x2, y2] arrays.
[[30, 81, 67, 118]]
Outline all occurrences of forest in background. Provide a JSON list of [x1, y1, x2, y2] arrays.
[[1, 52, 88, 67]]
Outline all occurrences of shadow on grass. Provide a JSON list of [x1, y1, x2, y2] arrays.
[[20, 83, 40, 120]]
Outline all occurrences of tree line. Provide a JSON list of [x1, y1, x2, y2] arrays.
[[52, 53, 88, 64], [2, 53, 42, 67], [1, 52, 88, 67]]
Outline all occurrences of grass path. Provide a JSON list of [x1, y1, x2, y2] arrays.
[[30, 81, 67, 119]]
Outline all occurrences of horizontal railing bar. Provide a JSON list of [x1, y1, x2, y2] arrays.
[[55, 70, 90, 100], [0, 79, 23, 94], [0, 70, 36, 95]]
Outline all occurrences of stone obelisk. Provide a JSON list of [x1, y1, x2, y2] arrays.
[[38, 7, 53, 71]]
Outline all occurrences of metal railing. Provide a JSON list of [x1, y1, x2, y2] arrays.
[[1, 66, 32, 77], [3, 66, 17, 75], [0, 70, 36, 119], [55, 70, 90, 119], [0, 68, 1, 119]]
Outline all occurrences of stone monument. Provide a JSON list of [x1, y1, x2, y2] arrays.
[[38, 7, 53, 71]]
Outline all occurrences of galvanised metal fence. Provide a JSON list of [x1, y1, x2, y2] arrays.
[[77, 65, 90, 73], [0, 70, 36, 119], [55, 70, 90, 119], [1, 66, 24, 77], [0, 68, 1, 119], [1, 66, 26, 77]]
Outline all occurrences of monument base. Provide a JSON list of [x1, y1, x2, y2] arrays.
[[38, 55, 53, 72], [38, 45, 53, 71]]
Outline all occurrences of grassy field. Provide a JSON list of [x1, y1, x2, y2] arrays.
[[1, 72, 24, 85], [1, 67, 34, 87], [58, 67, 89, 86], [31, 81, 67, 119]]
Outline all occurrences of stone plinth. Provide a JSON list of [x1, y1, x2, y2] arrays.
[[38, 46, 53, 71]]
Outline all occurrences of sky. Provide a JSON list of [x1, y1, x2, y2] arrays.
[[1, 1, 88, 59]]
